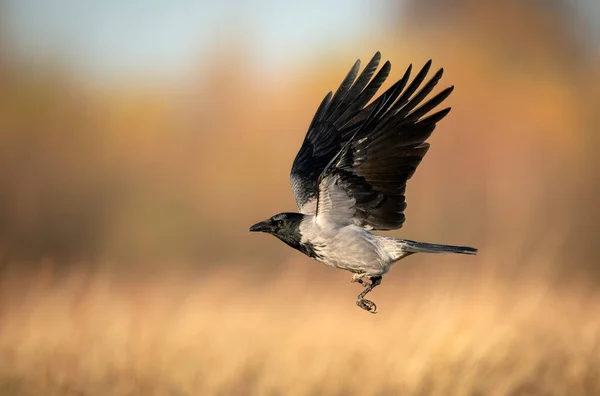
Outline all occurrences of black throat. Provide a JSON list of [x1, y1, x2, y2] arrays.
[[271, 213, 321, 259]]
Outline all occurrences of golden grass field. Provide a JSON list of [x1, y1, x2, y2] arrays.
[[0, 258, 599, 396]]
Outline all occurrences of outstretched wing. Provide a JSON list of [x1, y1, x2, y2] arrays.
[[313, 57, 454, 230], [290, 52, 390, 214]]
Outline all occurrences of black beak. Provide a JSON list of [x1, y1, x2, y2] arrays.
[[249, 220, 271, 233]]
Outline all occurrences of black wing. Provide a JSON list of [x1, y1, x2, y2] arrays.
[[292, 53, 454, 230], [290, 52, 390, 214], [315, 59, 453, 230]]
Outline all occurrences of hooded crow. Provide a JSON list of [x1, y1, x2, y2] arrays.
[[250, 52, 477, 313]]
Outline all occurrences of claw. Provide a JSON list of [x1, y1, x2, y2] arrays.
[[357, 298, 377, 313]]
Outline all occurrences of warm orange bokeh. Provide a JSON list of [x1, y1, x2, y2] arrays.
[[0, 1, 599, 394]]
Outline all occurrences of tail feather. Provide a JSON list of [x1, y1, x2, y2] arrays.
[[400, 239, 478, 255]]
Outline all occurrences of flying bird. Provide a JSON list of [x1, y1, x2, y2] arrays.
[[250, 52, 477, 313]]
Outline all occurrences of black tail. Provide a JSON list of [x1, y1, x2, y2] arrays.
[[401, 239, 478, 255]]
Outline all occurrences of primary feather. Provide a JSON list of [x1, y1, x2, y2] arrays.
[[290, 52, 453, 230]]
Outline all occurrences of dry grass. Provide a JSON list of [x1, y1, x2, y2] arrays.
[[0, 263, 599, 396]]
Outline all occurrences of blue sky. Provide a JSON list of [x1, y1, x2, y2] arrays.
[[2, 0, 392, 81], [2, 0, 599, 82]]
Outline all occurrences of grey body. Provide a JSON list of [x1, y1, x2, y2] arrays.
[[250, 52, 477, 313], [299, 214, 474, 277], [299, 215, 407, 276]]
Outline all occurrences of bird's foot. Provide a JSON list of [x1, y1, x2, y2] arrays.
[[351, 273, 368, 284], [356, 298, 377, 314]]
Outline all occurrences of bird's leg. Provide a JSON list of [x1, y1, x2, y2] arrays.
[[356, 275, 382, 314]]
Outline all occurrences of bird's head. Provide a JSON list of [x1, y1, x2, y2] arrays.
[[249, 212, 304, 240]]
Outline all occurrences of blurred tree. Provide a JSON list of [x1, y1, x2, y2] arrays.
[[400, 0, 587, 71]]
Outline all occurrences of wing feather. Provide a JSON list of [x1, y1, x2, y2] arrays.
[[291, 54, 453, 230], [290, 52, 384, 212]]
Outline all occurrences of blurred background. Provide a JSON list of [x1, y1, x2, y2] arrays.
[[0, 0, 599, 394]]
